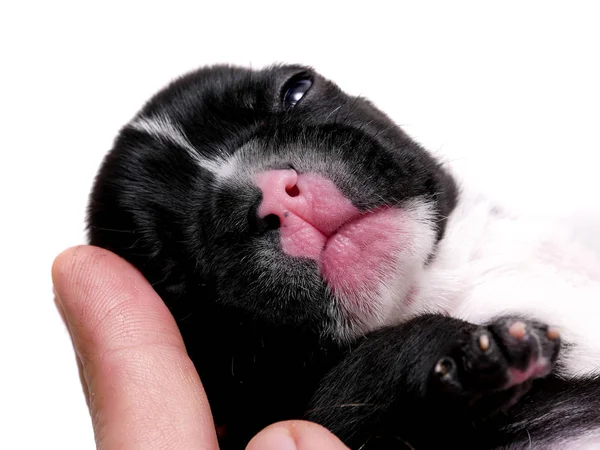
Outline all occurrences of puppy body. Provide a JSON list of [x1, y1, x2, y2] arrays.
[[87, 64, 600, 449]]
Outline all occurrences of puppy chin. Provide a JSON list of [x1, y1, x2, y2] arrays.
[[329, 199, 438, 340]]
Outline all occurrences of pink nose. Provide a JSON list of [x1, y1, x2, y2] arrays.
[[254, 169, 359, 237], [256, 169, 301, 206]]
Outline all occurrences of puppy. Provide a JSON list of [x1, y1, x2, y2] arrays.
[[87, 64, 600, 449]]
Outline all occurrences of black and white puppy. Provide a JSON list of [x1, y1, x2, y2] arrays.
[[87, 64, 600, 449]]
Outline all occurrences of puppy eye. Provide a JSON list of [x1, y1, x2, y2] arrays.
[[283, 78, 313, 108]]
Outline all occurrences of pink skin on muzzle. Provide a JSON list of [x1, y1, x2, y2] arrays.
[[255, 170, 406, 296]]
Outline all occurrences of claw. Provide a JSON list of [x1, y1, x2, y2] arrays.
[[434, 358, 453, 377], [479, 333, 490, 351], [547, 327, 560, 341], [509, 321, 527, 340]]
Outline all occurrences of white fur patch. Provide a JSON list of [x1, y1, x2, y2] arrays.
[[408, 171, 600, 377], [129, 114, 238, 179]]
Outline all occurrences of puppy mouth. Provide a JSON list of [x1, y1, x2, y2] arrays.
[[299, 207, 410, 296], [255, 170, 421, 307]]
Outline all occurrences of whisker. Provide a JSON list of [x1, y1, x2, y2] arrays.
[[355, 119, 375, 134], [333, 102, 344, 124], [325, 105, 343, 122], [344, 94, 362, 122], [305, 403, 377, 414], [176, 311, 193, 322], [89, 226, 136, 234]]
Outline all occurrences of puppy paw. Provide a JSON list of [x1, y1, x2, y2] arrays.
[[430, 316, 561, 411]]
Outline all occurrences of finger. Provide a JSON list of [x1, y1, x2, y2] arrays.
[[54, 292, 92, 408], [52, 245, 218, 450], [246, 420, 349, 450]]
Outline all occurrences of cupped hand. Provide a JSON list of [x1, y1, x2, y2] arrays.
[[52, 245, 348, 450]]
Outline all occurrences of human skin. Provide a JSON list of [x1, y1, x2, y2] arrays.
[[52, 245, 348, 450]]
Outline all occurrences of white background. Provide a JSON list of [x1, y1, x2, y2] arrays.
[[1, 1, 599, 448]]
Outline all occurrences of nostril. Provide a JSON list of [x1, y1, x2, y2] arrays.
[[264, 214, 281, 230], [286, 184, 300, 197]]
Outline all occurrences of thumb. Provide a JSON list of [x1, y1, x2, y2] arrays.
[[246, 421, 349, 450], [52, 245, 218, 450]]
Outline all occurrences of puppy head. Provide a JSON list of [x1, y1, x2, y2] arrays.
[[87, 64, 458, 341]]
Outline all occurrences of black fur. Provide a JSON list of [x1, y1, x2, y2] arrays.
[[87, 64, 600, 449]]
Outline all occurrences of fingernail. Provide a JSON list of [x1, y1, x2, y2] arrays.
[[247, 427, 297, 450]]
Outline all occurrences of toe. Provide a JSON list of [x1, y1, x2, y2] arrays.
[[508, 321, 527, 340]]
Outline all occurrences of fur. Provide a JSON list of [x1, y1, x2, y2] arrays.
[[86, 64, 600, 449]]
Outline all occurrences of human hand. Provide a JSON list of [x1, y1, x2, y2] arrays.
[[52, 245, 348, 450]]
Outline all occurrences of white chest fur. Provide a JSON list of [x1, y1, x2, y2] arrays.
[[410, 177, 600, 378]]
